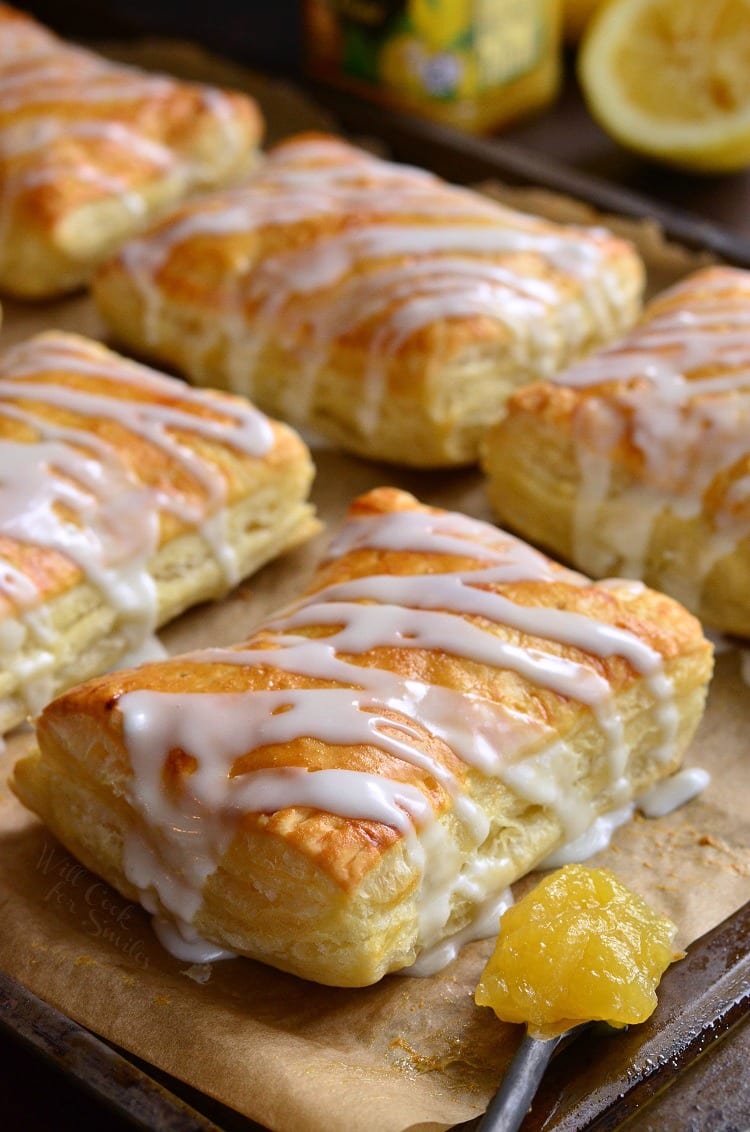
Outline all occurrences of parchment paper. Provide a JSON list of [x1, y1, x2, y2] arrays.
[[0, 47, 748, 1132]]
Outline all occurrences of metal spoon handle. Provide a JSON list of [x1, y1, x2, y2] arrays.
[[477, 1032, 564, 1132]]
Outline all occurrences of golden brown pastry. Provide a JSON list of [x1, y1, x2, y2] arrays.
[[0, 330, 317, 733], [14, 488, 712, 986], [482, 265, 750, 635], [93, 133, 644, 467], [0, 4, 262, 297]]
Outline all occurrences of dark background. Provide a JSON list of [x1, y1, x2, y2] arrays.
[[21, 0, 302, 72]]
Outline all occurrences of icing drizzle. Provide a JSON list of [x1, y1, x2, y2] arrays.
[[0, 332, 273, 714], [558, 266, 750, 607], [114, 495, 679, 973], [115, 134, 639, 436]]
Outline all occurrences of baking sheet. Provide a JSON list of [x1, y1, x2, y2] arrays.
[[1, 379, 749, 1132], [0, 48, 749, 1132]]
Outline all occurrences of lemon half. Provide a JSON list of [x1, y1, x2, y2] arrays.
[[579, 0, 750, 171]]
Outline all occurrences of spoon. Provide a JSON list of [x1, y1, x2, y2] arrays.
[[477, 1022, 595, 1132]]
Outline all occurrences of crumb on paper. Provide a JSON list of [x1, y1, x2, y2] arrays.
[[697, 833, 750, 877], [153, 993, 171, 1006], [182, 962, 213, 985], [388, 1036, 487, 1087], [390, 1035, 459, 1075], [74, 954, 94, 966], [624, 822, 750, 879]]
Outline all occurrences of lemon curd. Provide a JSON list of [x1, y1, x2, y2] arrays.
[[475, 865, 681, 1038], [304, 0, 563, 133]]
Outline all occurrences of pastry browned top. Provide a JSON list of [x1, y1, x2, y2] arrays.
[[0, 4, 262, 288], [95, 132, 644, 381], [0, 331, 305, 613], [35, 487, 711, 889], [500, 266, 750, 508]]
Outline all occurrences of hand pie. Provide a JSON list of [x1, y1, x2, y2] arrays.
[[0, 4, 262, 297], [93, 133, 644, 467], [0, 331, 317, 733], [13, 488, 712, 986], [482, 265, 750, 635]]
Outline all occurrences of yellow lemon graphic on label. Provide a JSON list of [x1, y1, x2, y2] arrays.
[[408, 0, 472, 51]]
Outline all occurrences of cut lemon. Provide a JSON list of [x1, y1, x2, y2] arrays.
[[579, 0, 750, 171]]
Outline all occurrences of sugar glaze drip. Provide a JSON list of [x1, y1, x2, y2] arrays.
[[0, 334, 272, 713], [559, 267, 750, 603], [636, 767, 710, 818], [116, 500, 678, 973], [404, 887, 514, 978], [118, 135, 636, 435]]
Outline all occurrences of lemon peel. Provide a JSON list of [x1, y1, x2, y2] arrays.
[[579, 0, 750, 172]]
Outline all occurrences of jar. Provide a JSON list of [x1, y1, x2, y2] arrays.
[[304, 0, 563, 133]]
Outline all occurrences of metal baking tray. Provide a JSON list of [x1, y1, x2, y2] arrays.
[[2, 899, 748, 1130], [1, 76, 749, 1132]]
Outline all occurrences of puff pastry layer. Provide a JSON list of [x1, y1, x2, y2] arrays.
[[14, 488, 712, 986], [0, 4, 262, 297], [94, 133, 644, 466], [482, 266, 750, 635], [0, 331, 317, 733]]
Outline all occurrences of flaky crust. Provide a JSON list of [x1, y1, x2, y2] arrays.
[[0, 4, 263, 297], [0, 331, 317, 731], [482, 265, 750, 634], [94, 133, 644, 466], [14, 488, 712, 985]]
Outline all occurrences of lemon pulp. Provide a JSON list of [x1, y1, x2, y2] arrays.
[[614, 1, 750, 122], [475, 865, 680, 1039], [579, 0, 750, 171]]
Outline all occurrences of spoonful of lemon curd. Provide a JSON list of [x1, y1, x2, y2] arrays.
[[474, 864, 682, 1131]]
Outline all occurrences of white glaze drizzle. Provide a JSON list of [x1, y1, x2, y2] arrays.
[[539, 764, 711, 865], [538, 803, 634, 869], [560, 267, 750, 601], [404, 887, 514, 977], [152, 917, 237, 964], [118, 134, 635, 434], [636, 767, 711, 818], [182, 641, 546, 777], [0, 333, 272, 712], [115, 500, 678, 971], [114, 635, 169, 670]]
